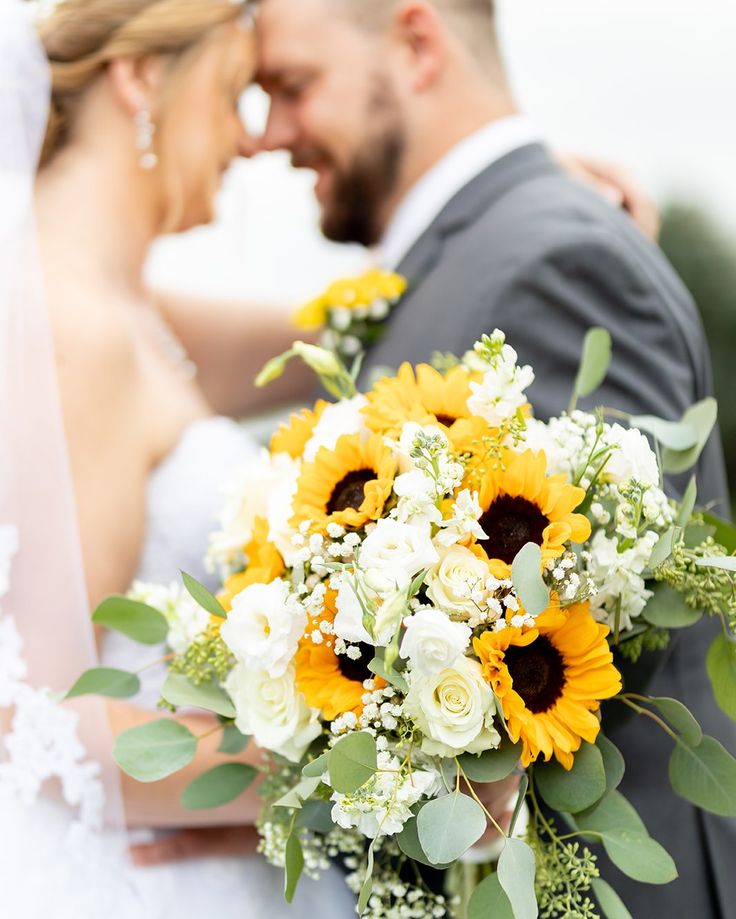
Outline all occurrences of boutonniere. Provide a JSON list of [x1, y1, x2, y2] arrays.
[[293, 268, 407, 358]]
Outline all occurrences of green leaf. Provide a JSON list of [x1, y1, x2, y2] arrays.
[[591, 878, 633, 919], [497, 837, 538, 919], [302, 751, 331, 778], [508, 774, 529, 836], [181, 571, 227, 619], [357, 840, 375, 915], [296, 800, 334, 834], [459, 734, 521, 783], [274, 776, 322, 809], [596, 733, 625, 794], [218, 724, 249, 755], [114, 719, 197, 783], [683, 523, 716, 549], [180, 763, 257, 810], [661, 398, 718, 475], [669, 735, 736, 817], [512, 542, 550, 617], [284, 828, 304, 903], [571, 327, 612, 406], [629, 415, 698, 451], [648, 528, 678, 570], [676, 476, 698, 527], [368, 656, 408, 694], [695, 556, 736, 572], [641, 582, 702, 629], [703, 513, 736, 554], [576, 791, 677, 884], [328, 731, 378, 794], [707, 634, 736, 721], [66, 667, 140, 700], [649, 697, 703, 745], [397, 814, 454, 870], [535, 741, 607, 813], [468, 873, 515, 919], [417, 793, 487, 864], [92, 596, 168, 645], [161, 672, 236, 719]]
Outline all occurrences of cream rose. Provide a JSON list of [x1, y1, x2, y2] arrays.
[[425, 545, 492, 617], [404, 656, 501, 757]]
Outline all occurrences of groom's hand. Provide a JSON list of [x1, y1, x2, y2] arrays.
[[130, 826, 259, 867]]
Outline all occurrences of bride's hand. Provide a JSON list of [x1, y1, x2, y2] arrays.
[[130, 826, 260, 867]]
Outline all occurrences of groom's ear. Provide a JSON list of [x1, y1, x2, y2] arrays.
[[107, 55, 169, 117], [391, 0, 447, 92]]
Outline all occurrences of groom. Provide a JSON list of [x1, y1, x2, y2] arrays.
[[252, 0, 734, 914]]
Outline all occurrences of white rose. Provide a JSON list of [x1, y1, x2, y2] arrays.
[[303, 396, 369, 462], [225, 664, 320, 763], [360, 519, 439, 595], [400, 608, 471, 676], [404, 656, 501, 757], [220, 579, 305, 678], [604, 424, 660, 487], [425, 546, 492, 617]]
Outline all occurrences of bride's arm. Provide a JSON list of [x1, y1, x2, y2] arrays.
[[107, 701, 265, 829], [154, 291, 318, 418]]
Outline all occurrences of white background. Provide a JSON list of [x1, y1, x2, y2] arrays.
[[147, 0, 735, 307]]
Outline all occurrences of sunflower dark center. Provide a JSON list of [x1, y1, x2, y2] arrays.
[[327, 470, 375, 514], [478, 495, 549, 564], [336, 643, 375, 684], [434, 413, 457, 428], [504, 636, 566, 713]]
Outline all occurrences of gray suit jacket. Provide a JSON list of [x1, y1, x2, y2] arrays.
[[362, 144, 734, 916]]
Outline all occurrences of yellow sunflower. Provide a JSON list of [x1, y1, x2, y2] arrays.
[[469, 448, 591, 577], [295, 590, 386, 719], [270, 401, 329, 459], [474, 602, 621, 769], [363, 362, 476, 438], [290, 433, 396, 532], [218, 517, 285, 612]]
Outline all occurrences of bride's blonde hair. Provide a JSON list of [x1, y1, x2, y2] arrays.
[[37, 0, 251, 167]]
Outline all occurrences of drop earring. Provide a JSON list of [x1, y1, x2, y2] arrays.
[[134, 108, 158, 170]]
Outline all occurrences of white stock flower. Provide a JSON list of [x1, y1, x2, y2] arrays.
[[303, 395, 369, 462], [586, 530, 659, 631], [391, 422, 448, 473], [467, 344, 534, 426], [128, 581, 210, 655], [425, 546, 493, 618], [225, 663, 320, 763], [404, 656, 501, 757], [400, 608, 471, 676], [436, 489, 487, 546], [604, 424, 660, 487], [360, 519, 439, 595], [220, 579, 305, 678]]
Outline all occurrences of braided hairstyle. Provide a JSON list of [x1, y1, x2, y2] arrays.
[[37, 0, 250, 167]]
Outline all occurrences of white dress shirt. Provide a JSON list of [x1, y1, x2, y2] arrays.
[[377, 115, 541, 271]]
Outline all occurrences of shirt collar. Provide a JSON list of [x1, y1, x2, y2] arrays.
[[377, 115, 541, 271]]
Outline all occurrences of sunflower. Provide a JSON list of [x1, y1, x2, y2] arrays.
[[295, 590, 386, 719], [290, 433, 396, 532], [270, 401, 329, 459], [469, 449, 591, 577], [363, 362, 476, 438], [218, 517, 285, 612], [474, 602, 621, 769]]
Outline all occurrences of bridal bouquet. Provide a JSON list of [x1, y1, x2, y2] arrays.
[[72, 329, 736, 919]]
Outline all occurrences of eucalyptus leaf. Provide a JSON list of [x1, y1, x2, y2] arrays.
[[284, 829, 304, 903], [571, 327, 612, 406], [661, 398, 718, 475], [357, 841, 375, 915], [649, 697, 703, 745], [676, 476, 698, 527], [497, 837, 538, 919], [669, 735, 736, 817], [596, 733, 625, 793], [328, 731, 378, 794], [114, 719, 197, 783], [302, 751, 331, 779], [417, 793, 487, 864], [591, 878, 633, 919], [396, 815, 453, 870], [459, 734, 521, 783], [66, 667, 140, 700], [508, 774, 529, 836], [535, 741, 607, 814], [218, 724, 249, 755], [683, 523, 716, 549], [512, 542, 550, 617], [274, 776, 322, 810], [161, 672, 236, 719], [467, 873, 514, 919], [648, 528, 677, 570], [641, 582, 702, 629], [92, 596, 168, 645], [703, 513, 736, 554], [695, 556, 736, 572], [628, 414, 698, 451], [296, 800, 334, 835], [181, 571, 227, 619], [706, 634, 736, 721], [180, 763, 257, 810], [368, 656, 409, 694]]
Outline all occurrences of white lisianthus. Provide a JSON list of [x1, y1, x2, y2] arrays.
[[220, 579, 305, 678], [425, 546, 493, 619], [360, 519, 439, 595], [330, 749, 438, 838], [333, 575, 374, 645], [303, 395, 369, 462], [400, 608, 471, 676], [467, 343, 534, 426], [436, 489, 487, 547], [604, 424, 660, 487], [225, 663, 320, 763], [128, 581, 210, 655], [404, 656, 501, 757]]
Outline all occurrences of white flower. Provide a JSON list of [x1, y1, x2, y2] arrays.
[[225, 664, 320, 762], [391, 422, 448, 474], [0, 525, 18, 600], [400, 608, 471, 676], [330, 749, 438, 838], [436, 490, 487, 546], [404, 656, 501, 757], [467, 344, 534, 425], [360, 519, 439, 595], [585, 530, 659, 631], [333, 576, 374, 645], [220, 579, 305, 678], [128, 581, 210, 655], [303, 395, 369, 462], [604, 424, 660, 487], [425, 546, 493, 618]]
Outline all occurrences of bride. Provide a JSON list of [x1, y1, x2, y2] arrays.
[[0, 0, 353, 916]]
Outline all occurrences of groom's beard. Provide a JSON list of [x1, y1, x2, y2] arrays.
[[293, 78, 406, 247]]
